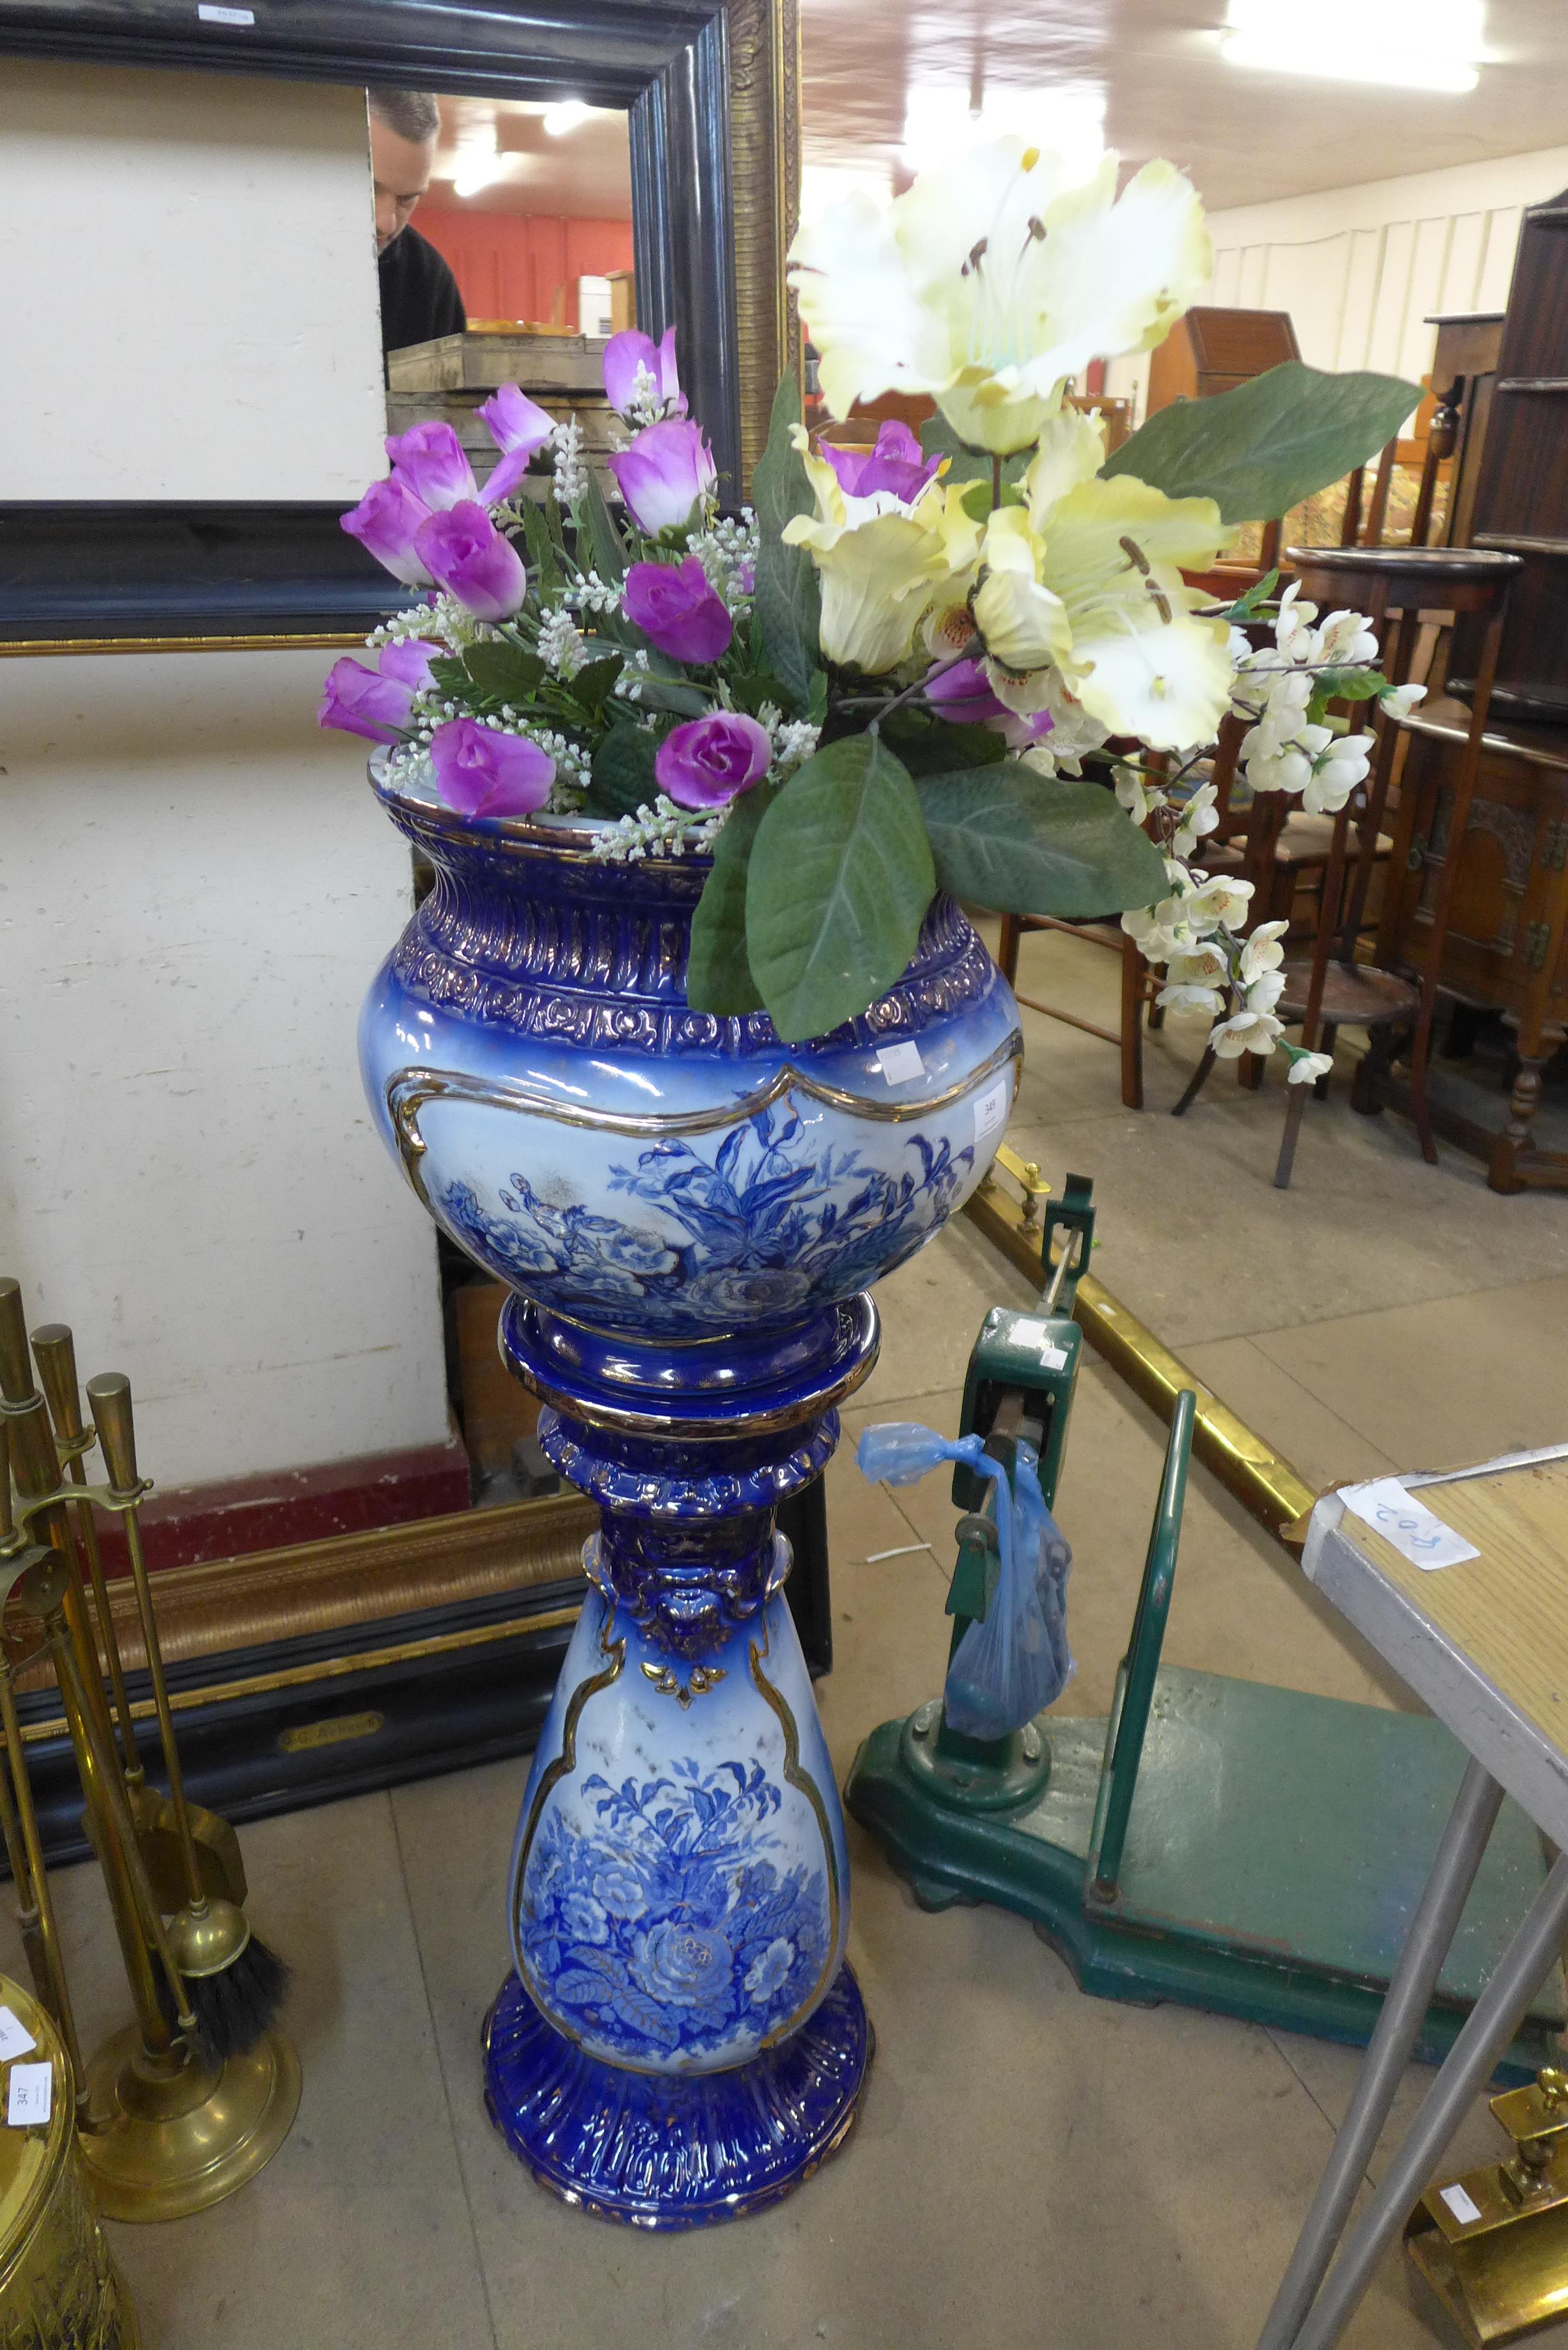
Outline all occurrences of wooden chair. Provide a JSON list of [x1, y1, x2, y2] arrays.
[[994, 913, 1156, 1110], [994, 730, 1257, 1111], [1272, 545, 1520, 1186]]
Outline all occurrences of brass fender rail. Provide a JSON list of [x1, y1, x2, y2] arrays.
[[963, 1158, 1315, 1554]]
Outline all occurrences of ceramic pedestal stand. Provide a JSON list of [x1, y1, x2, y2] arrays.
[[482, 1293, 877, 2227]]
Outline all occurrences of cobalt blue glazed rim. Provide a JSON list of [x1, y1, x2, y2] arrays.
[[482, 1962, 872, 2228]]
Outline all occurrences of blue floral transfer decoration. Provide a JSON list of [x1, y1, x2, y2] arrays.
[[519, 1757, 829, 2064], [439, 1101, 973, 1336]]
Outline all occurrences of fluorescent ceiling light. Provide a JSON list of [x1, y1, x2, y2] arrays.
[[543, 101, 592, 138], [1223, 0, 1483, 91], [901, 82, 1106, 180]]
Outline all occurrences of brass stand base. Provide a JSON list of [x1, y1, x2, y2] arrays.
[[79, 2026, 301, 2222]]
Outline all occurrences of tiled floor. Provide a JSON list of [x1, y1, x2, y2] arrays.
[[34, 926, 1568, 2348]]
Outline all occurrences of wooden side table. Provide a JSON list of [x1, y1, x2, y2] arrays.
[[1359, 696, 1568, 1192], [1257, 1446, 1568, 2350]]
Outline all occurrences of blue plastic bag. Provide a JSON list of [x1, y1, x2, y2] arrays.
[[855, 1422, 1075, 1739]]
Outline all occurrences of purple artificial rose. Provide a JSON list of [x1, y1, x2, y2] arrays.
[[820, 420, 943, 505], [602, 326, 686, 421], [926, 657, 1053, 748], [385, 420, 477, 512], [317, 658, 410, 744], [415, 502, 527, 620], [340, 476, 434, 586], [622, 558, 733, 664], [926, 657, 1012, 726], [475, 383, 556, 504], [478, 382, 555, 459], [654, 711, 772, 810], [429, 719, 554, 818], [377, 637, 439, 696], [609, 419, 717, 535]]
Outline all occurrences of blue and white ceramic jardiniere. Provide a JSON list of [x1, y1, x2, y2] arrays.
[[359, 759, 1022, 2225]]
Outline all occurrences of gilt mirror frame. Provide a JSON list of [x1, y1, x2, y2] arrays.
[[0, 0, 801, 647]]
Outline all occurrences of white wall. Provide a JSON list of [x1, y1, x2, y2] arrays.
[[0, 63, 452, 1489], [0, 62, 386, 498], [1106, 144, 1568, 424], [0, 653, 453, 1488]]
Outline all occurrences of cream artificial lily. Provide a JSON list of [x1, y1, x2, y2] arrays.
[[952, 444, 1233, 748], [788, 140, 1211, 456], [780, 426, 966, 674]]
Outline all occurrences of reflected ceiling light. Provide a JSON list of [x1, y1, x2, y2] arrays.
[[452, 147, 508, 198], [800, 161, 896, 225], [900, 82, 1106, 181], [543, 100, 592, 138], [1222, 0, 1483, 91]]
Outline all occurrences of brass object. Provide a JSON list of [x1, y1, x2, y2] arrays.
[[991, 1141, 1052, 1232], [1406, 2065, 1568, 2344], [962, 1161, 1317, 1551], [17, 1603, 584, 1748], [0, 632, 366, 658], [29, 1327, 238, 1911], [82, 1374, 251, 1988], [276, 1710, 385, 1754], [0, 1974, 139, 2348], [9, 1488, 596, 1691], [80, 2025, 300, 2227], [1, 1286, 301, 2221]]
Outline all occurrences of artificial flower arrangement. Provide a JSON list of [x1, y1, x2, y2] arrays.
[[322, 138, 1425, 1063]]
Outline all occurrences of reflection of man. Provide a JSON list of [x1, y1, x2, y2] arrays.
[[370, 88, 467, 355]]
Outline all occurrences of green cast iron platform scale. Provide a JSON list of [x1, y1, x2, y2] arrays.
[[844, 1179, 1562, 2081]]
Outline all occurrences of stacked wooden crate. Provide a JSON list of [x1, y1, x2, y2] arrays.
[[386, 329, 618, 497]]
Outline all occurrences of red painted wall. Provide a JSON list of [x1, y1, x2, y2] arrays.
[[414, 205, 634, 329]]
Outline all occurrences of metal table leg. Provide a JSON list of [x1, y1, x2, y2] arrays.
[[1256, 1757, 1505, 2350], [1290, 1846, 1568, 2350]]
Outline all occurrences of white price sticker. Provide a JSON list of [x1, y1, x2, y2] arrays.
[[1009, 1318, 1070, 1370], [1342, 1478, 1480, 1572], [6, 2063, 50, 2128], [973, 1076, 1010, 1145], [1440, 2183, 1482, 2227], [0, 2010, 36, 2064], [874, 1041, 924, 1085], [197, 4, 256, 21]]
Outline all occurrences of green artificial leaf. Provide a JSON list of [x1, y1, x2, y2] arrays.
[[522, 501, 556, 587], [429, 655, 469, 700], [464, 641, 546, 701], [570, 653, 625, 717], [883, 713, 1007, 775], [632, 674, 712, 718], [914, 765, 1169, 918], [1101, 362, 1423, 523], [584, 723, 658, 817], [1227, 566, 1281, 620], [746, 733, 936, 1042], [581, 468, 628, 583], [1306, 667, 1387, 726], [808, 670, 829, 725], [729, 672, 790, 716], [686, 781, 780, 1016], [751, 372, 823, 716], [959, 478, 994, 524], [919, 413, 1030, 492]]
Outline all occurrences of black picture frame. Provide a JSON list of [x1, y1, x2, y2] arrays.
[[0, 0, 798, 646]]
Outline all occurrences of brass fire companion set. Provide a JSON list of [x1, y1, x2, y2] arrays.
[[0, 1273, 297, 2287]]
